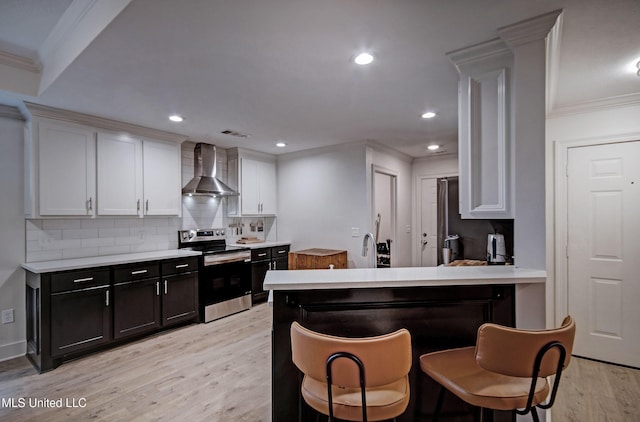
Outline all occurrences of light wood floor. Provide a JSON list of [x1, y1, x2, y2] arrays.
[[1, 304, 638, 421], [0, 303, 272, 422]]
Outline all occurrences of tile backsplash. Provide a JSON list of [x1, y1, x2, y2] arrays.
[[26, 217, 182, 262]]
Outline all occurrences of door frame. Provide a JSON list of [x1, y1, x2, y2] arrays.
[[372, 165, 398, 267], [414, 172, 457, 266], [552, 132, 640, 328]]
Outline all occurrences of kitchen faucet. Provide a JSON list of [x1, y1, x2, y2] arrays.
[[362, 232, 377, 268]]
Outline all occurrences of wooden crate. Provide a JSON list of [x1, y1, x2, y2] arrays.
[[288, 248, 347, 270]]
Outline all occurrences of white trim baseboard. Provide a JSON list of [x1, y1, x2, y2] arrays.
[[0, 340, 26, 363]]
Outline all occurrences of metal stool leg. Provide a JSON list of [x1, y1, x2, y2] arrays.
[[432, 385, 446, 422]]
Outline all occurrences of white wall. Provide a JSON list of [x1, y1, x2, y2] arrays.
[[0, 107, 26, 361], [546, 102, 640, 326], [277, 143, 369, 267]]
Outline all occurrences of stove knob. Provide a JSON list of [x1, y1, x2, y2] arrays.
[[220, 229, 225, 236], [215, 230, 220, 236]]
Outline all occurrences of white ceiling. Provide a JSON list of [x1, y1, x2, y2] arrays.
[[1, 0, 639, 158]]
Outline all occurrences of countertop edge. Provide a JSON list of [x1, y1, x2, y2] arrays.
[[22, 250, 202, 274], [264, 266, 546, 290], [229, 240, 291, 249]]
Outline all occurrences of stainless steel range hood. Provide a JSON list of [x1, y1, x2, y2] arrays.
[[182, 143, 238, 197]]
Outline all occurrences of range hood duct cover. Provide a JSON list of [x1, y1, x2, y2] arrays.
[[182, 143, 238, 196]]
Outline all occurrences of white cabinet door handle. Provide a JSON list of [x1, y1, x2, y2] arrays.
[[105, 290, 109, 307], [156, 281, 160, 296], [164, 280, 168, 295]]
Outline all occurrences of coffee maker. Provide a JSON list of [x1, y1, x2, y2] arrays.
[[486, 233, 507, 265]]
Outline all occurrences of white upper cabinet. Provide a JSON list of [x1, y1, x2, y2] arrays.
[[37, 119, 96, 217], [241, 158, 277, 215], [448, 40, 514, 219], [227, 148, 277, 216], [142, 139, 181, 216], [97, 132, 143, 216], [25, 104, 186, 219]]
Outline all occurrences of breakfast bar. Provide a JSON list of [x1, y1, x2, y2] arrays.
[[264, 266, 545, 422]]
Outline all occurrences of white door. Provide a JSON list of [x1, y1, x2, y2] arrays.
[[420, 178, 438, 266], [567, 141, 640, 368]]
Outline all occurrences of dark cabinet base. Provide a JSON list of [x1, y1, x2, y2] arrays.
[[25, 258, 200, 374], [272, 285, 515, 422]]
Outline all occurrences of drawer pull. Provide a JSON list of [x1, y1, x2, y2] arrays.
[[258, 253, 267, 257], [277, 250, 287, 254], [131, 270, 148, 275], [73, 277, 94, 283], [175, 264, 189, 269]]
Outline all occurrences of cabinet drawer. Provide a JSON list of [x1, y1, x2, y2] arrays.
[[161, 257, 199, 276], [271, 245, 290, 257], [251, 248, 271, 261], [51, 268, 111, 293], [114, 262, 160, 283]]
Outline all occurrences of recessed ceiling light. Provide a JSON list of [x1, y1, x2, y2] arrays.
[[169, 115, 184, 122], [276, 142, 287, 148], [427, 145, 440, 151], [422, 111, 436, 119], [354, 52, 374, 65]]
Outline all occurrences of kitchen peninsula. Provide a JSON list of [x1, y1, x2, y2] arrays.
[[265, 266, 545, 422]]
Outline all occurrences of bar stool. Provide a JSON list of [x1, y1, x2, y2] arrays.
[[419, 316, 575, 422], [290, 322, 412, 421]]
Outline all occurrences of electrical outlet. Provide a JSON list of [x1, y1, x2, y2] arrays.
[[2, 309, 14, 324], [405, 225, 411, 233], [351, 227, 360, 237]]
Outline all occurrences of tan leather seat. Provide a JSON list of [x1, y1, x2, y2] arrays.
[[290, 322, 412, 421], [420, 316, 575, 421]]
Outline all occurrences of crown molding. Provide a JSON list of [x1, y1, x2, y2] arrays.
[[0, 105, 25, 121], [365, 140, 413, 163], [446, 38, 511, 73], [24, 102, 187, 143], [498, 9, 563, 48], [545, 12, 563, 114], [0, 50, 40, 73], [37, 0, 132, 95], [547, 92, 640, 118]]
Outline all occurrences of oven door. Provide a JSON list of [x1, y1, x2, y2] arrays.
[[200, 259, 251, 306]]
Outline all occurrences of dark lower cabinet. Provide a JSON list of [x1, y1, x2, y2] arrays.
[[272, 285, 516, 422], [251, 244, 289, 304], [162, 272, 198, 326], [51, 285, 111, 357], [26, 256, 199, 373], [113, 278, 161, 339], [251, 260, 270, 304]]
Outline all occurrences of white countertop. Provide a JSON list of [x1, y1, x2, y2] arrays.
[[22, 249, 202, 274], [229, 240, 291, 249], [264, 265, 546, 290]]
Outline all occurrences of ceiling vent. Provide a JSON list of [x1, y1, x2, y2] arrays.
[[220, 129, 250, 138]]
